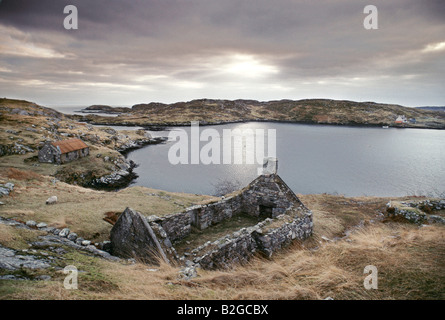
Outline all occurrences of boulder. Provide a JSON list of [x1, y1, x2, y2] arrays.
[[427, 215, 445, 224], [59, 228, 70, 237], [67, 233, 78, 241], [0, 245, 51, 271], [26, 220, 37, 228], [36, 222, 48, 229], [0, 183, 14, 197], [4, 183, 14, 191], [110, 208, 170, 265]]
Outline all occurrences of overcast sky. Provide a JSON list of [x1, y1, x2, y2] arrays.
[[0, 0, 444, 107]]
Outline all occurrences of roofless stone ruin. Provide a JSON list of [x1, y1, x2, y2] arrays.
[[110, 158, 313, 270]]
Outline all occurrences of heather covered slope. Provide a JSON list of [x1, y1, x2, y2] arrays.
[[0, 98, 158, 188]]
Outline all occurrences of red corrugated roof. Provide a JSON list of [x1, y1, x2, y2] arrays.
[[52, 139, 88, 154]]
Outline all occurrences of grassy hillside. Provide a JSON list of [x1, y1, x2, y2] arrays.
[[0, 174, 443, 300], [0, 169, 218, 242], [0, 98, 155, 187], [73, 99, 445, 129]]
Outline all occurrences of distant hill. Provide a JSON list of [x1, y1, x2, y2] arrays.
[[416, 106, 445, 112], [71, 98, 445, 129], [82, 105, 131, 113]]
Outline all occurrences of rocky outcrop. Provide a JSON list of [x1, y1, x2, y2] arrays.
[[116, 136, 167, 154], [0, 143, 35, 156], [0, 215, 119, 280], [90, 159, 138, 190], [385, 199, 445, 224], [0, 245, 52, 271], [0, 183, 14, 198], [0, 216, 118, 260]]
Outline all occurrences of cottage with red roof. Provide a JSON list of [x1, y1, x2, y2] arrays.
[[38, 138, 90, 164]]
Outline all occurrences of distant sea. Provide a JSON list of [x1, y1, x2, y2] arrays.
[[49, 105, 120, 117]]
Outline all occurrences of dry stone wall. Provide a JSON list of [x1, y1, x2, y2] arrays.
[[110, 173, 314, 271], [148, 211, 193, 243]]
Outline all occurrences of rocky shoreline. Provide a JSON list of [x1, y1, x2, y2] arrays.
[[91, 136, 168, 190], [74, 116, 445, 131]]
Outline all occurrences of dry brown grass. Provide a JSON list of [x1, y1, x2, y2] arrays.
[[42, 221, 439, 301], [6, 168, 42, 181], [1, 168, 443, 300], [0, 224, 45, 250], [1, 202, 444, 300], [0, 171, 218, 241], [0, 224, 15, 244]]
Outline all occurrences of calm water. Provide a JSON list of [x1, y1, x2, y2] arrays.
[[124, 122, 445, 197]]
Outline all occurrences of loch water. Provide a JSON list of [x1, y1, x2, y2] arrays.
[[124, 122, 445, 197]]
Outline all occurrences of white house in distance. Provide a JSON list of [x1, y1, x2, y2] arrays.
[[395, 115, 408, 124]]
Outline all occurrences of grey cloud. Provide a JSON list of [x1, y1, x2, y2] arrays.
[[0, 0, 444, 106]]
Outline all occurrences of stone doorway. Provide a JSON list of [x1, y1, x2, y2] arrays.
[[259, 204, 274, 219]]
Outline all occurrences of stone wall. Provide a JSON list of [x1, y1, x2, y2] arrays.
[[109, 170, 314, 271], [173, 174, 307, 232], [253, 213, 313, 258], [182, 211, 313, 270], [195, 230, 258, 270], [151, 211, 192, 243], [191, 196, 243, 230], [38, 143, 58, 163], [60, 148, 89, 164], [386, 199, 445, 224]]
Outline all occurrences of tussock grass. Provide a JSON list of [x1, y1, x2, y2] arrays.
[[1, 173, 443, 300], [0, 224, 44, 250], [1, 212, 443, 300]]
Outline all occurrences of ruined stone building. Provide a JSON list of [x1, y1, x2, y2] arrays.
[[110, 158, 314, 270], [38, 138, 89, 164]]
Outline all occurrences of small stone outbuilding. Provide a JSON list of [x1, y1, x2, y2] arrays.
[[110, 158, 314, 269], [38, 138, 89, 164]]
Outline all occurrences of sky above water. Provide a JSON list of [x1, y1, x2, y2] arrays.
[[0, 0, 444, 107]]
